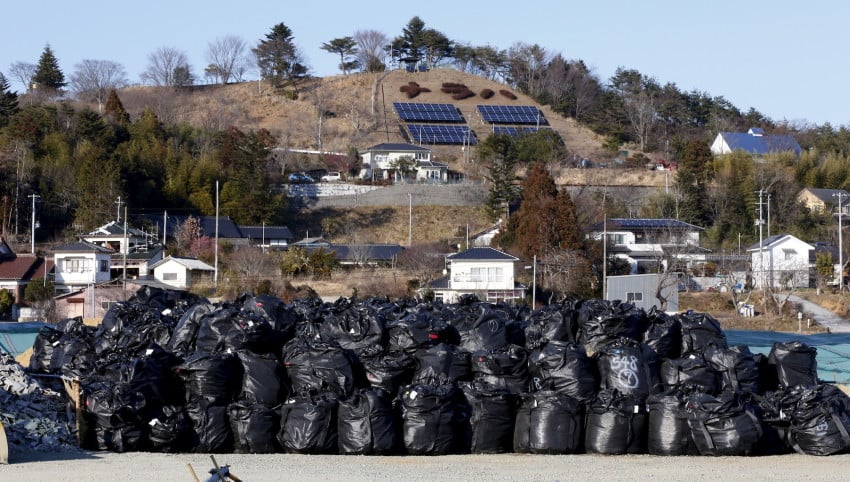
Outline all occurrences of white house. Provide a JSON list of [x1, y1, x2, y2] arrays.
[[52, 240, 114, 292], [747, 234, 814, 289], [425, 247, 525, 303], [710, 127, 802, 156], [588, 218, 707, 274], [360, 143, 433, 181], [149, 256, 215, 289]]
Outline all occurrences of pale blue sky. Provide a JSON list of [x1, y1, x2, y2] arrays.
[[3, 0, 847, 126]]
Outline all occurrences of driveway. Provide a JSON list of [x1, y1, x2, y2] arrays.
[[787, 294, 850, 333]]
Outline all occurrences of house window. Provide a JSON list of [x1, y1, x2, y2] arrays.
[[470, 267, 485, 282], [162, 272, 178, 281], [610, 234, 625, 245], [63, 257, 91, 273], [783, 248, 796, 261], [100, 260, 109, 272], [487, 267, 503, 282], [626, 292, 643, 303], [414, 152, 428, 160]]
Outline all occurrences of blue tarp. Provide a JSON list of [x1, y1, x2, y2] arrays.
[[726, 330, 850, 385], [0, 322, 48, 358]]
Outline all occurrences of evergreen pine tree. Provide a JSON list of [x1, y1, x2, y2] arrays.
[[0, 72, 19, 127], [33, 45, 66, 91], [103, 89, 130, 126]]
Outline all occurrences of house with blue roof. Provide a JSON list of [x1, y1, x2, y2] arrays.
[[710, 127, 802, 156], [424, 247, 526, 303]]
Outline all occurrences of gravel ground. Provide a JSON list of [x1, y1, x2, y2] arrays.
[[5, 450, 850, 481]]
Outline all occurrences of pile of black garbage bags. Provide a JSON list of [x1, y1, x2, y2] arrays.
[[28, 287, 850, 456]]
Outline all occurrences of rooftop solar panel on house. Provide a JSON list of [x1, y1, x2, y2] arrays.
[[393, 102, 464, 122], [407, 124, 477, 145], [477, 105, 548, 125]]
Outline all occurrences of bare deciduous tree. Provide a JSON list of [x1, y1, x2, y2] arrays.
[[353, 29, 388, 73], [205, 35, 248, 85], [70, 59, 128, 113], [141, 47, 192, 87], [8, 61, 36, 91]]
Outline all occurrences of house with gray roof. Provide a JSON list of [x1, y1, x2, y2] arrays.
[[425, 247, 526, 303], [797, 187, 850, 215], [360, 143, 438, 182], [149, 256, 215, 289], [710, 127, 802, 156], [52, 240, 114, 292]]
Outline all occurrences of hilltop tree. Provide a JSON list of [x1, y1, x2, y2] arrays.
[[205, 35, 248, 84], [8, 62, 36, 92], [391, 17, 453, 67], [353, 29, 388, 73], [141, 46, 193, 87], [253, 22, 308, 87], [32, 45, 66, 93], [103, 89, 130, 126], [0, 72, 19, 128], [69, 59, 128, 113], [321, 37, 359, 74]]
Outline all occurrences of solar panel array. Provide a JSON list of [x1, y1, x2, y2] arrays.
[[477, 105, 547, 125], [393, 102, 464, 123], [407, 124, 477, 145], [492, 126, 548, 137]]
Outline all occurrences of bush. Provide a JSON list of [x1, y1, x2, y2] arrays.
[[480, 89, 494, 99], [400, 82, 422, 99], [451, 89, 475, 100], [440, 82, 467, 94], [499, 89, 517, 100]]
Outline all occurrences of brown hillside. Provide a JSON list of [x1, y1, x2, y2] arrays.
[[118, 69, 605, 169]]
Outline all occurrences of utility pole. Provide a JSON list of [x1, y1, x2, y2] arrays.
[[115, 196, 124, 222], [408, 192, 412, 246], [835, 192, 847, 291], [767, 193, 772, 238], [602, 214, 608, 300], [755, 190, 766, 288], [214, 181, 219, 288], [532, 254, 537, 309], [29, 194, 40, 254], [123, 205, 127, 293]]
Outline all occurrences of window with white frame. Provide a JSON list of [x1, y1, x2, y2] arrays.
[[627, 292, 643, 303], [470, 267, 485, 282], [63, 257, 92, 273], [162, 272, 178, 281], [487, 267, 503, 282]]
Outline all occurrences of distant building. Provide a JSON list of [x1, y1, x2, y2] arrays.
[[747, 234, 814, 289], [52, 240, 114, 292], [797, 187, 850, 215], [710, 127, 802, 156], [425, 247, 526, 303], [360, 143, 435, 182], [149, 256, 215, 289]]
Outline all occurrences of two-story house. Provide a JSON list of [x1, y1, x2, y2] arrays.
[[589, 218, 707, 274], [747, 234, 814, 289], [425, 247, 525, 303], [797, 187, 850, 215], [360, 143, 447, 182], [52, 240, 114, 293]]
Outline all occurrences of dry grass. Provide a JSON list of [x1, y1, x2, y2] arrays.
[[797, 291, 850, 318], [679, 291, 827, 333]]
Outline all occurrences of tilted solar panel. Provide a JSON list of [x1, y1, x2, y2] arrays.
[[393, 102, 464, 122], [477, 105, 548, 125], [407, 124, 477, 145]]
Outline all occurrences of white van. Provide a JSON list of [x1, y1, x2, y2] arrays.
[[321, 172, 341, 182]]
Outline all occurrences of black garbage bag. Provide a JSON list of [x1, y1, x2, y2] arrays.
[[411, 342, 471, 386], [456, 382, 517, 454], [83, 382, 150, 452], [576, 299, 642, 352], [174, 352, 239, 404], [278, 392, 339, 454], [646, 390, 697, 455], [523, 303, 578, 350], [585, 389, 648, 454], [148, 404, 193, 453], [705, 345, 761, 394], [513, 390, 583, 454], [451, 304, 509, 352], [122, 343, 183, 405], [594, 338, 659, 399], [528, 340, 596, 402], [185, 397, 233, 453], [685, 391, 763, 456], [659, 354, 720, 394], [168, 302, 215, 356], [29, 325, 63, 373], [387, 310, 455, 352], [236, 349, 285, 405], [787, 384, 850, 456], [400, 383, 457, 455], [194, 306, 239, 353], [337, 388, 398, 455], [768, 341, 818, 388], [642, 308, 682, 360], [57, 331, 96, 379], [228, 401, 280, 453], [321, 302, 386, 355], [226, 312, 278, 354], [470, 344, 530, 394], [678, 311, 727, 356], [241, 294, 299, 342], [360, 350, 416, 397], [282, 337, 358, 397]]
